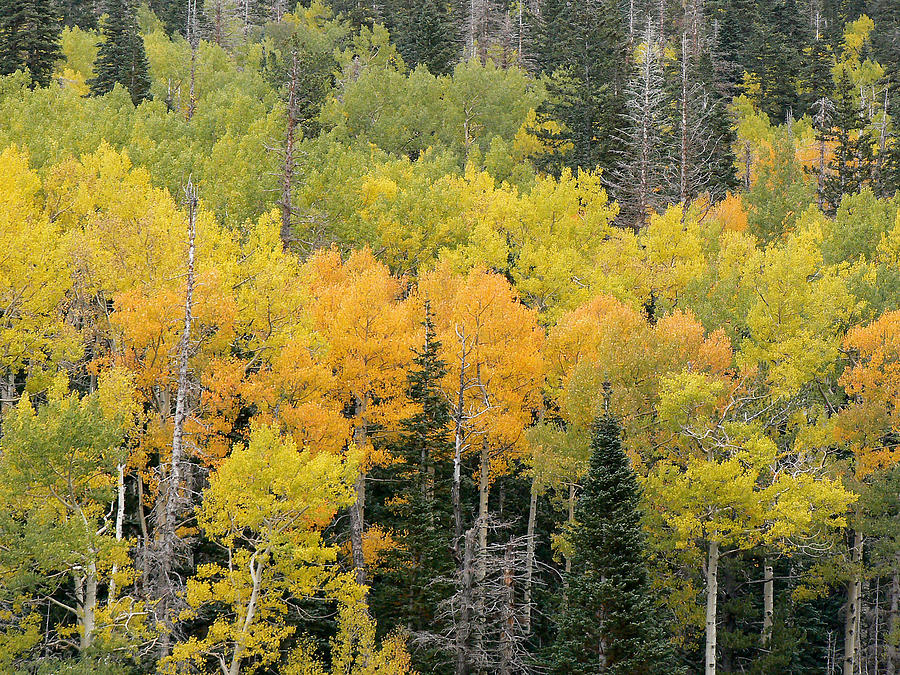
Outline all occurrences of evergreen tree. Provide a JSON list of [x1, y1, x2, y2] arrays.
[[59, 0, 100, 30], [88, 0, 151, 105], [0, 0, 63, 88], [799, 33, 834, 119], [532, 0, 629, 173], [149, 0, 189, 37], [821, 70, 875, 212], [745, 0, 804, 121], [371, 303, 456, 669], [383, 0, 459, 75], [551, 397, 678, 675]]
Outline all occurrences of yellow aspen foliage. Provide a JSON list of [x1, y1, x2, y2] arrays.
[[738, 224, 858, 396], [168, 425, 362, 675], [0, 146, 80, 393], [285, 602, 416, 675], [420, 264, 544, 469]]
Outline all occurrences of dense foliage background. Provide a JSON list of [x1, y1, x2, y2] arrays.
[[0, 0, 899, 673]]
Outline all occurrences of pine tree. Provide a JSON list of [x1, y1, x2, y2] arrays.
[[551, 398, 678, 675], [88, 0, 151, 105], [0, 0, 63, 88], [371, 303, 456, 666], [533, 0, 629, 173]]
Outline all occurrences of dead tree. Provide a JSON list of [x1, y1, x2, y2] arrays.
[[277, 50, 300, 249], [419, 519, 539, 674], [149, 179, 198, 659], [607, 20, 670, 230]]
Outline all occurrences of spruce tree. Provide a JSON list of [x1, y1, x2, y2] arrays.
[[745, 0, 804, 121], [533, 0, 629, 173], [384, 0, 459, 75], [821, 70, 874, 212], [89, 0, 151, 105], [0, 0, 63, 88], [551, 400, 677, 675], [371, 303, 456, 668]]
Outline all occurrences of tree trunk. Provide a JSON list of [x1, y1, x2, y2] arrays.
[[228, 552, 265, 675], [565, 482, 575, 574], [452, 346, 467, 556], [187, 0, 197, 119], [679, 30, 689, 205], [499, 541, 515, 675], [108, 463, 126, 604], [705, 539, 719, 675], [350, 405, 368, 590], [844, 530, 863, 675], [280, 51, 298, 249], [349, 469, 367, 588], [78, 562, 98, 651], [456, 527, 476, 675], [523, 477, 538, 634], [155, 180, 198, 658], [477, 438, 490, 583], [887, 557, 899, 675], [762, 556, 774, 645]]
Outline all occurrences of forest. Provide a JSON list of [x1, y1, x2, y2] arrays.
[[0, 0, 899, 672]]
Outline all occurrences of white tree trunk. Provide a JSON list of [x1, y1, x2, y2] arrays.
[[78, 563, 98, 651], [156, 180, 198, 657], [228, 552, 264, 675], [108, 463, 126, 603], [705, 540, 719, 675], [844, 530, 863, 675], [762, 556, 774, 645], [887, 558, 899, 675], [523, 478, 538, 634]]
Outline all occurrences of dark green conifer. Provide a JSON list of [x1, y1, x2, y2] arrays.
[[745, 0, 804, 121], [371, 303, 456, 668], [89, 0, 151, 105], [384, 0, 458, 75], [821, 70, 875, 211], [550, 395, 678, 675], [0, 0, 63, 88], [532, 0, 629, 173]]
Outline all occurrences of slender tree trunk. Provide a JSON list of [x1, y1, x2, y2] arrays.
[[844, 530, 863, 675], [156, 180, 198, 658], [350, 402, 368, 589], [565, 482, 575, 574], [816, 97, 827, 209], [228, 553, 264, 675], [499, 541, 515, 675], [280, 51, 298, 249], [680, 30, 690, 205], [523, 477, 538, 634], [477, 438, 490, 583], [77, 562, 98, 651], [452, 345, 468, 556], [887, 557, 899, 675], [456, 528, 476, 675], [1, 369, 14, 418], [706, 539, 720, 675], [762, 556, 774, 645], [108, 463, 126, 604]]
